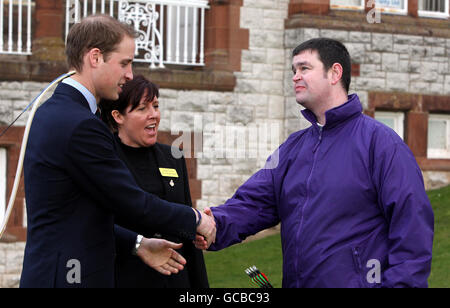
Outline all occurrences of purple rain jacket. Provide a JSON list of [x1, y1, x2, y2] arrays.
[[209, 94, 434, 288]]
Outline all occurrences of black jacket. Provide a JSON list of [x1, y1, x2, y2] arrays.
[[114, 137, 209, 288]]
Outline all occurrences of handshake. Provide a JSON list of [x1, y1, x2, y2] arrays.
[[135, 207, 216, 276], [194, 207, 216, 250]]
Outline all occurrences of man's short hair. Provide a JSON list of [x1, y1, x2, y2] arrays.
[[293, 38, 351, 93], [65, 14, 137, 72]]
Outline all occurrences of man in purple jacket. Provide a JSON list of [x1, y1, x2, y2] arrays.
[[198, 38, 434, 288]]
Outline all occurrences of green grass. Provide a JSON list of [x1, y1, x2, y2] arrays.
[[204, 234, 283, 288], [204, 185, 450, 288], [428, 185, 450, 288]]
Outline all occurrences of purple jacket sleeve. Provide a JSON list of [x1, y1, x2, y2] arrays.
[[373, 141, 434, 288], [209, 163, 281, 251]]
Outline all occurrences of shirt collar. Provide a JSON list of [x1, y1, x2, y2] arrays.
[[62, 78, 98, 114], [301, 94, 363, 129]]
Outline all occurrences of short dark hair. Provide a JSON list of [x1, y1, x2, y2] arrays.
[[99, 75, 160, 131], [66, 14, 137, 72], [292, 38, 351, 93]]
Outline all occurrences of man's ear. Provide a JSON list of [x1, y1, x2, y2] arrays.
[[329, 63, 343, 86], [87, 48, 103, 68], [111, 110, 123, 125]]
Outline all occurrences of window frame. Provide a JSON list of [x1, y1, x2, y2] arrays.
[[0, 147, 6, 226], [375, 111, 405, 140], [376, 0, 409, 15], [330, 0, 409, 15], [418, 0, 450, 19], [330, 0, 365, 11], [427, 114, 450, 159]]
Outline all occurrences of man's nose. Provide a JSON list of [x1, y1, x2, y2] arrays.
[[293, 70, 302, 82], [125, 67, 133, 81]]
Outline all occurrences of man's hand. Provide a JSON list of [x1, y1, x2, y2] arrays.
[[195, 207, 216, 248], [194, 207, 215, 250], [136, 238, 186, 275]]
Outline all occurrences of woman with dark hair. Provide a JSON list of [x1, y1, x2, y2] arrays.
[[99, 75, 209, 288]]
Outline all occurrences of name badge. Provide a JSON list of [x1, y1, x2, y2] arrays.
[[159, 168, 179, 178]]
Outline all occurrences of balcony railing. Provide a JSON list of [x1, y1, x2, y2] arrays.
[[65, 0, 209, 69], [0, 0, 33, 55]]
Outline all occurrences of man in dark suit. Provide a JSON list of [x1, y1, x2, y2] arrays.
[[20, 14, 215, 288]]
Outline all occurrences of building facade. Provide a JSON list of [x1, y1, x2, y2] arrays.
[[0, 0, 449, 287]]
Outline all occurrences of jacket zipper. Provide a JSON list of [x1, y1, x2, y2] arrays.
[[295, 126, 323, 286], [313, 126, 323, 153]]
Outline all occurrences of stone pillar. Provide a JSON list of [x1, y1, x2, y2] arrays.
[[408, 0, 419, 17], [405, 111, 428, 158], [31, 0, 65, 62], [204, 0, 249, 72]]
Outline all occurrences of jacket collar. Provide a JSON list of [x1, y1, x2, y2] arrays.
[[62, 78, 97, 114], [301, 94, 363, 129], [54, 83, 92, 113]]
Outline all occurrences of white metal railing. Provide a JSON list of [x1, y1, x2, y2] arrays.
[[0, 0, 33, 55], [65, 0, 209, 69]]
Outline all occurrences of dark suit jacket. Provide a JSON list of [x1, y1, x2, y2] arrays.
[[20, 83, 197, 288], [114, 140, 209, 288]]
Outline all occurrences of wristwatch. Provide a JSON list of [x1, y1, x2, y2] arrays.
[[132, 234, 144, 256]]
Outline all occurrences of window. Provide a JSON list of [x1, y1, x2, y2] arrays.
[[418, 0, 450, 18], [375, 111, 405, 140], [330, 0, 365, 10], [330, 0, 408, 14], [0, 148, 6, 226], [428, 114, 450, 159], [0, 0, 34, 55], [376, 0, 408, 15]]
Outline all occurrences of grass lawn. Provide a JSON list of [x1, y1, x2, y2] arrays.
[[428, 185, 450, 288], [204, 185, 450, 288], [204, 233, 283, 288]]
